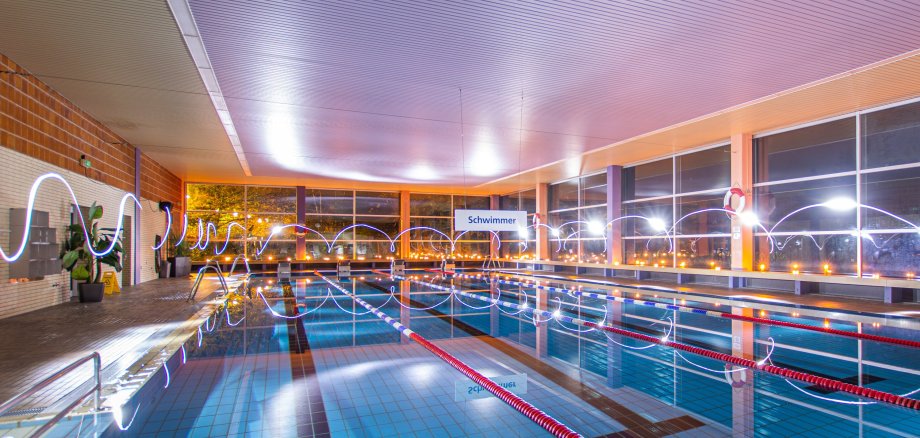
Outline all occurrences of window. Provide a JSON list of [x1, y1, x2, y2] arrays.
[[548, 172, 607, 262], [408, 194, 491, 260], [621, 145, 731, 267]]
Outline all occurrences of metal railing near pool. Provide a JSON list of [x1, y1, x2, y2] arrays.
[[0, 352, 102, 437], [187, 260, 230, 302]]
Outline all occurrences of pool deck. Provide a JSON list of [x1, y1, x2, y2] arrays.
[[491, 269, 920, 323], [0, 275, 233, 418]]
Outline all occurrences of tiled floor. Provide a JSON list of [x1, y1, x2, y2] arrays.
[[0, 275, 226, 416]]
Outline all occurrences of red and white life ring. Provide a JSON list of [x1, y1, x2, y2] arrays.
[[724, 187, 746, 218], [533, 213, 541, 226]]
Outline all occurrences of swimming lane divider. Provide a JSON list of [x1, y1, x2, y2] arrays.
[[383, 271, 920, 411], [462, 272, 920, 349], [313, 271, 582, 438]]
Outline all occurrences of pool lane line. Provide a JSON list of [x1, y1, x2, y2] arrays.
[[449, 271, 920, 349], [355, 277, 707, 436], [386, 272, 920, 411], [314, 271, 582, 438]]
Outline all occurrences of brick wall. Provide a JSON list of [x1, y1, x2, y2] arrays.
[[0, 52, 182, 207], [0, 52, 183, 318]]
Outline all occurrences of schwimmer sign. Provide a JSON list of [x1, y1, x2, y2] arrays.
[[454, 209, 527, 232]]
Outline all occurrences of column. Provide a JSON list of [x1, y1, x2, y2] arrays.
[[400, 279, 411, 344], [399, 191, 411, 259], [535, 285, 548, 358], [133, 148, 141, 286], [606, 165, 623, 265], [489, 194, 500, 259], [730, 133, 754, 271], [731, 306, 755, 437], [535, 183, 550, 260], [296, 186, 306, 260], [606, 295, 624, 388]]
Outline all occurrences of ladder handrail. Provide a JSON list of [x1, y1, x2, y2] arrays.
[[0, 352, 102, 436], [187, 262, 230, 302], [227, 255, 250, 277]]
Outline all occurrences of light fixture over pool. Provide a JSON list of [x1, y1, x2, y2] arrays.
[[648, 218, 667, 232], [823, 198, 858, 211], [587, 221, 604, 235]]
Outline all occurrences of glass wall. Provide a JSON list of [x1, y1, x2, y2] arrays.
[[302, 190, 400, 261], [753, 100, 920, 277], [498, 189, 537, 259], [548, 172, 608, 262], [621, 145, 732, 268], [408, 194, 491, 260]]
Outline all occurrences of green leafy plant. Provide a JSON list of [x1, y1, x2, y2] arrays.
[[61, 202, 123, 283], [167, 229, 190, 258]]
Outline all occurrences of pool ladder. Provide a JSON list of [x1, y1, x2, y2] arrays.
[[481, 255, 503, 271], [0, 352, 102, 437], [187, 260, 230, 302]]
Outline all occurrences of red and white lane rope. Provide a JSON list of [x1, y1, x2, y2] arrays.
[[460, 272, 920, 349], [384, 272, 920, 410], [314, 271, 582, 438]]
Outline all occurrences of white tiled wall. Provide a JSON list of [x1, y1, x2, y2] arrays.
[[0, 147, 166, 319]]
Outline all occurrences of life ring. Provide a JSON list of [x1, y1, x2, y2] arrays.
[[533, 213, 541, 226], [724, 187, 746, 218], [724, 364, 749, 388]]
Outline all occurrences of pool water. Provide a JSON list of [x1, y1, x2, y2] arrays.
[[102, 271, 918, 437]]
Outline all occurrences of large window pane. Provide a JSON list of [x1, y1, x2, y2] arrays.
[[304, 189, 353, 215], [754, 176, 856, 233], [499, 195, 519, 211], [581, 173, 607, 207], [410, 193, 452, 216], [549, 179, 579, 210], [579, 206, 607, 237], [409, 218, 451, 239], [186, 184, 244, 212], [676, 236, 730, 268], [520, 190, 537, 213], [581, 239, 606, 262], [677, 145, 730, 193], [862, 100, 920, 169], [754, 117, 856, 183], [622, 158, 672, 201], [755, 233, 856, 275], [355, 241, 397, 260], [861, 232, 920, 278], [454, 196, 490, 210], [623, 198, 673, 238], [624, 238, 671, 266], [247, 186, 296, 212], [548, 210, 579, 236], [355, 191, 399, 215], [861, 167, 920, 230], [303, 215, 353, 239], [676, 192, 730, 235], [354, 216, 400, 239]]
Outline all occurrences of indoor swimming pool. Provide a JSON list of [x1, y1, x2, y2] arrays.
[[46, 270, 920, 437]]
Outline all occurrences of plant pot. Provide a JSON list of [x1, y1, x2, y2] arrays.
[[78, 283, 105, 303], [170, 256, 191, 278], [159, 260, 172, 278]]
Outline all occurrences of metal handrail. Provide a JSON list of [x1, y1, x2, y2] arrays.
[[187, 262, 230, 302], [0, 352, 102, 437], [227, 255, 250, 277]]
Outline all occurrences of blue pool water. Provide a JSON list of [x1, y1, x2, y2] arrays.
[[95, 271, 918, 437]]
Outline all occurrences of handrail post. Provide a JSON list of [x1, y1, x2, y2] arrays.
[[93, 352, 101, 412]]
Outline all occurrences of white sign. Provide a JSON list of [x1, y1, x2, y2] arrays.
[[455, 374, 528, 401], [455, 209, 527, 232]]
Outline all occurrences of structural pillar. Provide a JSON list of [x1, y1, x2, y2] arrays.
[[489, 194, 500, 259], [399, 191, 411, 259], [133, 148, 141, 286], [606, 294, 624, 388], [296, 186, 306, 260], [535, 285, 548, 358], [730, 133, 754, 271], [535, 183, 550, 260], [400, 279, 411, 344], [606, 165, 623, 265], [731, 306, 755, 437]]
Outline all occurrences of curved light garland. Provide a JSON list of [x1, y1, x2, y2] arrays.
[[151, 206, 172, 250], [0, 173, 140, 261]]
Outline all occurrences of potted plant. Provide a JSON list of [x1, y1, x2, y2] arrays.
[[166, 230, 192, 278], [61, 202, 124, 303]]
